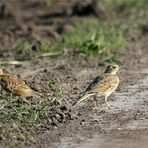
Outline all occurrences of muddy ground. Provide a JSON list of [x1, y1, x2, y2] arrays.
[[0, 0, 148, 147]]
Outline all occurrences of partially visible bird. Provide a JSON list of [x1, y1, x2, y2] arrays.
[[72, 64, 120, 109], [0, 68, 41, 97]]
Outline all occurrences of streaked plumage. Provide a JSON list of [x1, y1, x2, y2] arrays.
[[72, 64, 120, 109], [0, 69, 40, 97]]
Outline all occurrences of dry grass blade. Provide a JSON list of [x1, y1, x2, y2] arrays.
[[0, 61, 27, 65], [36, 52, 62, 58]]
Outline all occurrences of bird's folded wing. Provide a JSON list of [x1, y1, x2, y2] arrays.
[[86, 74, 117, 93], [85, 75, 100, 91], [1, 74, 27, 90]]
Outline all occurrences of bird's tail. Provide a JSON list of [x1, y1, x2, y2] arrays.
[[31, 90, 43, 97], [72, 93, 95, 107]]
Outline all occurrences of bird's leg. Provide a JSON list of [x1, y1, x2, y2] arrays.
[[105, 96, 112, 109], [93, 95, 98, 110]]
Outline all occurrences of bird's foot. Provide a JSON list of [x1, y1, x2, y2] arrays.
[[106, 104, 112, 109], [105, 100, 112, 109]]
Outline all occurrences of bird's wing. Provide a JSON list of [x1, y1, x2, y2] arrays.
[[85, 74, 118, 94], [85, 75, 100, 92], [1, 74, 28, 90]]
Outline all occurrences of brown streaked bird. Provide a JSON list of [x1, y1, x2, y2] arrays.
[[0, 69, 40, 97], [72, 64, 120, 109]]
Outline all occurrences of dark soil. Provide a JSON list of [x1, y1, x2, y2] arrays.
[[0, 0, 148, 147]]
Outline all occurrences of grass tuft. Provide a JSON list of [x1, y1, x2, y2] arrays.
[[62, 20, 126, 57], [102, 0, 148, 15], [48, 83, 66, 98]]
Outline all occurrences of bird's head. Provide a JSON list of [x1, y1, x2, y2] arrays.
[[104, 64, 120, 74]]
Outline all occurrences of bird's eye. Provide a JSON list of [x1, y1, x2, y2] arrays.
[[113, 66, 116, 68]]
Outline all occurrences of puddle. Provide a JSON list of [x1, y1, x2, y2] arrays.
[[107, 70, 148, 111], [57, 134, 148, 148], [77, 134, 148, 148], [125, 119, 148, 129]]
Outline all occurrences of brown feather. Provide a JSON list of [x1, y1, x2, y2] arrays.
[[0, 73, 40, 97]]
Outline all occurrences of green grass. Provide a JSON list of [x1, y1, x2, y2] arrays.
[[13, 39, 64, 59], [0, 85, 65, 125], [43, 0, 54, 7], [48, 83, 66, 98], [102, 0, 148, 14], [0, 84, 66, 144], [12, 40, 33, 60], [0, 94, 53, 144], [38, 41, 64, 55], [13, 0, 145, 60], [12, 19, 126, 63], [60, 19, 126, 59]]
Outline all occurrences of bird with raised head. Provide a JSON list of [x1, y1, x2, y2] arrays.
[[72, 64, 120, 109]]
